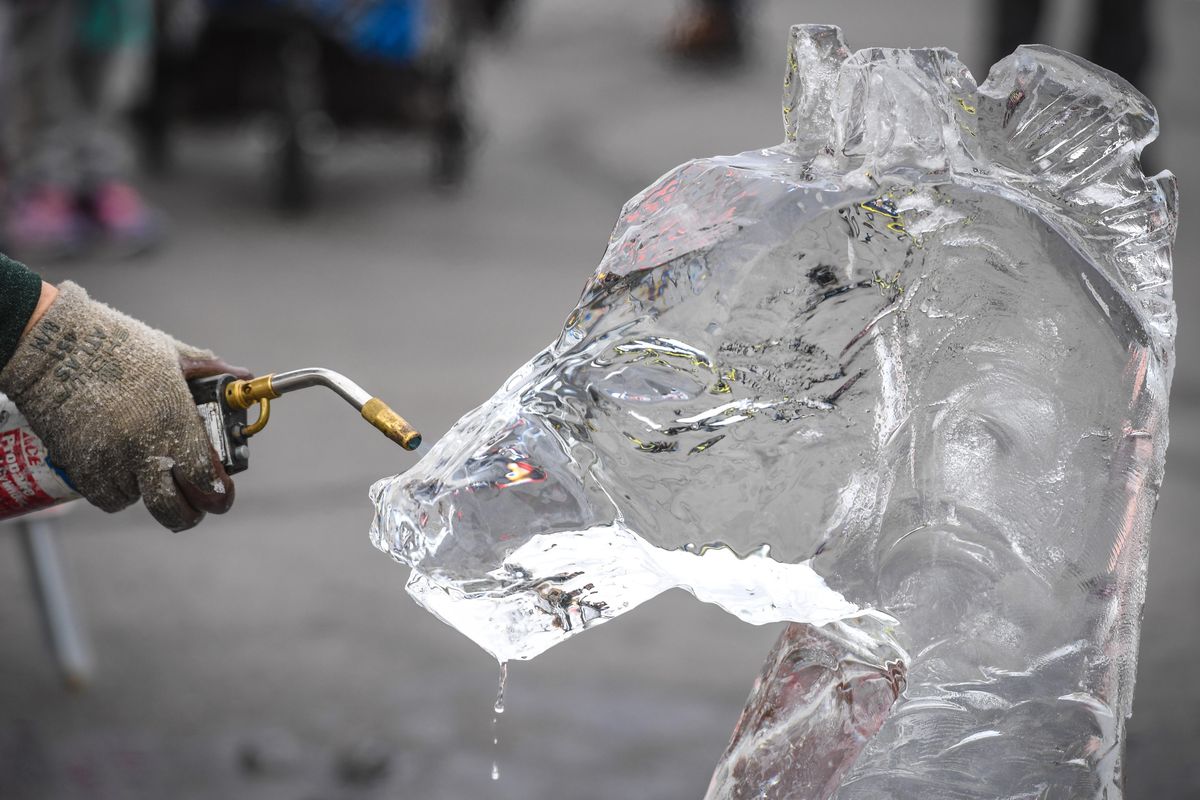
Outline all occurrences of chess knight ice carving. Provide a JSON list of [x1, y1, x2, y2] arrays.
[[371, 25, 1177, 798]]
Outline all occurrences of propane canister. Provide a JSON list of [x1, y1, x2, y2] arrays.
[[0, 393, 78, 519]]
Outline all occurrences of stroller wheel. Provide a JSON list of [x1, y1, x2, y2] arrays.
[[276, 121, 314, 213], [272, 28, 325, 213], [432, 111, 470, 189]]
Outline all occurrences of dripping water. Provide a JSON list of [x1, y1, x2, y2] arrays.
[[491, 661, 508, 781]]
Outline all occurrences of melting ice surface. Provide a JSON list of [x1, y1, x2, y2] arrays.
[[372, 24, 1175, 798]]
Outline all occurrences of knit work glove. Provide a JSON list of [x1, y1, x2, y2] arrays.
[[0, 282, 251, 531]]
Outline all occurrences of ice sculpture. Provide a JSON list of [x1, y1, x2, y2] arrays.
[[371, 24, 1176, 798]]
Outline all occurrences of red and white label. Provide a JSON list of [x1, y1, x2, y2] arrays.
[[0, 397, 75, 518]]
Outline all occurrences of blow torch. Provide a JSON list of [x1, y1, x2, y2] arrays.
[[0, 369, 421, 520]]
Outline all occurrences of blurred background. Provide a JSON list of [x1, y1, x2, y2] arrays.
[[0, 1, 1195, 798]]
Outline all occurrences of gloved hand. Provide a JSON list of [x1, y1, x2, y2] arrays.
[[0, 281, 251, 531]]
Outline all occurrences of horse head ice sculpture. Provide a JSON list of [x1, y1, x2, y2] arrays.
[[371, 25, 1176, 798]]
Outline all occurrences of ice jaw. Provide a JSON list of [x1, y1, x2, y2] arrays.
[[370, 23, 1175, 684]]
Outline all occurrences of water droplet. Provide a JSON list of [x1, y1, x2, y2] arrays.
[[494, 661, 508, 714]]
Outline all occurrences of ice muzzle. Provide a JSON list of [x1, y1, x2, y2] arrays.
[[370, 25, 1175, 665]]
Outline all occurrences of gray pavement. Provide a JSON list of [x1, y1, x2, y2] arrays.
[[2, 1, 1198, 797]]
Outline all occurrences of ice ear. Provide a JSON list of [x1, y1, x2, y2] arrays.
[[785, 24, 979, 176], [783, 24, 849, 148], [834, 47, 973, 173]]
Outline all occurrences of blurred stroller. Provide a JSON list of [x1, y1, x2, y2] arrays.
[[139, 0, 474, 212]]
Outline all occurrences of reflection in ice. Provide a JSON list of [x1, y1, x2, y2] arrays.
[[371, 24, 1176, 798]]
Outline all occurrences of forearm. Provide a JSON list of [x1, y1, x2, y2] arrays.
[[0, 253, 47, 369]]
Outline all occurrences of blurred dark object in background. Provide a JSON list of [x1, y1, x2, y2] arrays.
[[137, 0, 476, 213], [665, 0, 745, 64], [472, 0, 520, 37], [989, 0, 1155, 89]]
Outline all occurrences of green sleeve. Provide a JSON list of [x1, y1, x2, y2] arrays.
[[0, 253, 45, 371]]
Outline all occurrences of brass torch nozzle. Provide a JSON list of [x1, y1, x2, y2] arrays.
[[361, 398, 422, 451], [222, 369, 421, 451]]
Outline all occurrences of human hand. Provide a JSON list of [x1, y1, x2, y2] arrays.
[[0, 282, 252, 530]]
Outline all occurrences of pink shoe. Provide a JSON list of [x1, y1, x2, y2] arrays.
[[84, 181, 162, 255], [4, 186, 85, 260]]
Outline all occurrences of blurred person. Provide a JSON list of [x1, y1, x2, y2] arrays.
[[989, 0, 1154, 90], [473, 0, 520, 36], [0, 252, 246, 529], [1, 0, 160, 260], [665, 0, 744, 63]]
